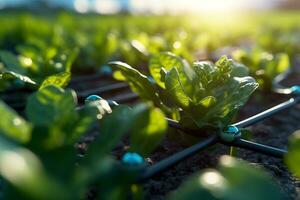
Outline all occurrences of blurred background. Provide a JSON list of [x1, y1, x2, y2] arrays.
[[0, 0, 300, 14], [0, 0, 299, 87]]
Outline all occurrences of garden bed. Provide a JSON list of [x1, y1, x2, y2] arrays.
[[69, 73, 300, 200]]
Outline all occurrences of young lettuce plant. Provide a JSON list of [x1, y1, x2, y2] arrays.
[[110, 52, 258, 131], [0, 49, 78, 92], [232, 49, 289, 91], [0, 85, 167, 199], [0, 50, 77, 111]]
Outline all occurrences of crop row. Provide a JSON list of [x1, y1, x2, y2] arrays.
[[0, 12, 300, 200]]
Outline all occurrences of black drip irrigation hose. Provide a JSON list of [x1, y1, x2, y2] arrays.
[[104, 93, 300, 130], [137, 134, 218, 183], [94, 94, 299, 182], [272, 69, 292, 93], [78, 82, 129, 97], [233, 97, 300, 128], [135, 134, 286, 183], [272, 69, 300, 95], [104, 96, 296, 158], [70, 72, 108, 83], [221, 139, 287, 159]]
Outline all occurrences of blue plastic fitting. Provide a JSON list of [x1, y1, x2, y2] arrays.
[[219, 125, 241, 142], [85, 95, 102, 104], [291, 85, 300, 95], [122, 152, 144, 166], [100, 65, 112, 75]]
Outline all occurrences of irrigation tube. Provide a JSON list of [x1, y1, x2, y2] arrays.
[[71, 72, 108, 83], [84, 93, 299, 182], [233, 97, 300, 128], [105, 97, 294, 158], [106, 96, 300, 131], [137, 134, 218, 183], [136, 134, 286, 183], [166, 96, 300, 136], [221, 139, 287, 158], [78, 82, 129, 97]]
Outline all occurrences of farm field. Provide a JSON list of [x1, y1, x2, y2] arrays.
[[0, 8, 300, 200]]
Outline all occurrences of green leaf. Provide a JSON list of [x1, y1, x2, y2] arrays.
[[66, 99, 112, 144], [65, 48, 79, 72], [113, 70, 127, 81], [276, 53, 289, 74], [65, 105, 98, 144], [75, 157, 133, 200], [168, 156, 284, 200], [0, 136, 68, 200], [84, 103, 166, 167], [165, 67, 191, 108], [25, 85, 77, 126], [130, 103, 167, 156], [215, 55, 233, 74], [184, 57, 257, 129], [229, 76, 259, 108], [218, 156, 284, 200], [285, 130, 300, 178], [0, 51, 26, 74], [233, 49, 289, 91], [1, 71, 36, 85], [111, 55, 257, 130], [149, 52, 186, 88], [199, 96, 217, 108], [0, 100, 32, 143], [109, 61, 162, 107], [230, 62, 249, 77], [85, 105, 132, 158], [39, 71, 71, 89]]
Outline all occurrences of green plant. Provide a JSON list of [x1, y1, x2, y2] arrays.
[[0, 85, 167, 199], [0, 49, 77, 92], [233, 49, 289, 91], [285, 130, 300, 178], [110, 52, 258, 130]]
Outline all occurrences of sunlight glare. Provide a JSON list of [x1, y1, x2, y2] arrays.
[[200, 171, 223, 186], [130, 0, 280, 14], [74, 0, 89, 13], [199, 170, 227, 198], [94, 0, 121, 14], [0, 151, 28, 183]]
